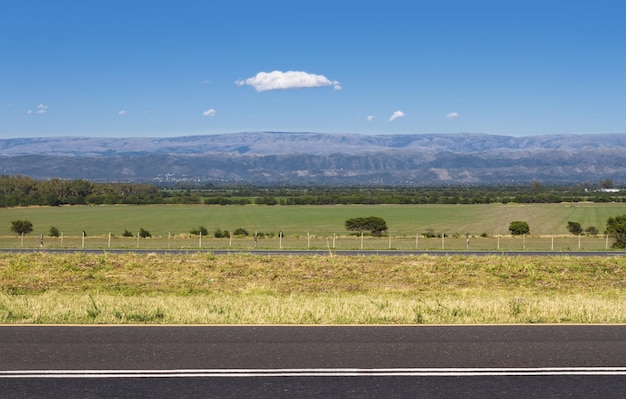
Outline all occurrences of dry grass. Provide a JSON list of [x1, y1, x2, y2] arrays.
[[1, 252, 625, 324]]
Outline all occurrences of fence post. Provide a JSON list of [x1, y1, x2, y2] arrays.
[[441, 233, 445, 250], [415, 232, 419, 249], [137, 232, 140, 248], [307, 232, 310, 249], [82, 232, 85, 249], [199, 231, 202, 248], [360, 231, 363, 250]]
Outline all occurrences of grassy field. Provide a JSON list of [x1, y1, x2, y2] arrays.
[[1, 252, 624, 324], [2, 203, 626, 237]]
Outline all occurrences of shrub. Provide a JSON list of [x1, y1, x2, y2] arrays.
[[190, 226, 209, 236], [567, 221, 583, 235], [233, 227, 249, 237], [49, 226, 60, 237], [122, 230, 134, 237], [139, 228, 151, 238]]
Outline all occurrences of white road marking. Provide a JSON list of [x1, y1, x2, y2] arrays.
[[2, 368, 626, 378]]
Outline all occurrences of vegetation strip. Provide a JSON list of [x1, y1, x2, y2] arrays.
[[1, 252, 624, 324]]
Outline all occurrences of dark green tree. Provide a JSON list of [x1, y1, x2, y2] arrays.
[[345, 216, 388, 236], [122, 229, 134, 237], [139, 228, 151, 238], [190, 226, 209, 236], [11, 220, 33, 235], [49, 226, 60, 237], [508, 221, 530, 236], [233, 227, 249, 237], [606, 214, 626, 248], [567, 221, 583, 235]]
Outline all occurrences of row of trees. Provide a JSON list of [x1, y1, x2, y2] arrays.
[[2, 175, 626, 207]]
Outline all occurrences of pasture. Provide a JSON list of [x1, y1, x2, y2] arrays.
[[2, 203, 626, 236], [1, 203, 626, 251]]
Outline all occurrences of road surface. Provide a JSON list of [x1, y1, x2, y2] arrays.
[[2, 325, 626, 398]]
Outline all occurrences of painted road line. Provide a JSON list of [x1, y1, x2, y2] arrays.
[[3, 368, 626, 378]]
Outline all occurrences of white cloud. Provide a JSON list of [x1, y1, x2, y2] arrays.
[[236, 70, 341, 92], [118, 110, 128, 116], [446, 112, 459, 119], [367, 115, 375, 122], [202, 108, 216, 117], [389, 110, 405, 122], [27, 104, 47, 114]]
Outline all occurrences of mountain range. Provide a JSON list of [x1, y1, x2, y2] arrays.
[[1, 132, 625, 185]]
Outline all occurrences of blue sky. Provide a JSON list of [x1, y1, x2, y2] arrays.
[[1, 1, 625, 138]]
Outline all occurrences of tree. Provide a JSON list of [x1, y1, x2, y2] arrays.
[[566, 221, 583, 235], [606, 214, 626, 248], [139, 228, 151, 238], [508, 221, 530, 236], [233, 227, 249, 237], [11, 220, 33, 235], [600, 179, 615, 189], [49, 226, 60, 237], [190, 226, 209, 236], [585, 226, 599, 236], [122, 229, 134, 237], [345, 216, 388, 236]]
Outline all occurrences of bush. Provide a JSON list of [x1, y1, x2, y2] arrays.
[[139, 228, 151, 238], [567, 221, 583, 235], [190, 226, 209, 236], [233, 227, 249, 237], [122, 230, 134, 237], [214, 229, 230, 238], [49, 226, 60, 237]]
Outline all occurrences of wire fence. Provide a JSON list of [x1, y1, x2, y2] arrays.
[[2, 232, 619, 252]]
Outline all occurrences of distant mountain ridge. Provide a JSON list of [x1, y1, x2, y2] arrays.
[[1, 132, 625, 185]]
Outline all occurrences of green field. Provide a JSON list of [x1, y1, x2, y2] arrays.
[[3, 203, 626, 237], [2, 203, 626, 251]]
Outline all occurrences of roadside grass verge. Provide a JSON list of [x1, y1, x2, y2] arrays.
[[1, 252, 624, 324]]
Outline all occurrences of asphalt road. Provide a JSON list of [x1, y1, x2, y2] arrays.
[[2, 325, 626, 398]]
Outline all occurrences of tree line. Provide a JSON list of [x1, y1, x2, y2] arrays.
[[1, 175, 625, 207]]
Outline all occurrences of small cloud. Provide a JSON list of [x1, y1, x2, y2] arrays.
[[118, 110, 128, 116], [236, 70, 340, 92], [389, 110, 405, 122], [202, 108, 216, 117], [27, 104, 48, 115], [367, 115, 375, 122], [446, 112, 459, 119]]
